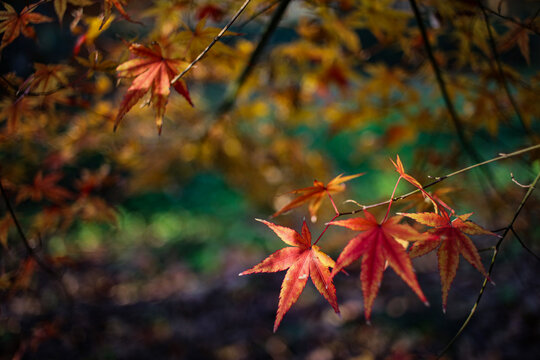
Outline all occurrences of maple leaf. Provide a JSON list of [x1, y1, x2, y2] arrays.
[[239, 219, 340, 332], [53, 0, 93, 23], [497, 24, 530, 65], [391, 155, 455, 215], [115, 42, 193, 134], [0, 96, 39, 133], [16, 172, 73, 204], [329, 210, 429, 323], [174, 18, 237, 60], [0, 2, 52, 50], [196, 4, 224, 22], [101, 0, 141, 29], [76, 51, 117, 78], [273, 173, 364, 221], [18, 63, 74, 95], [399, 211, 495, 312]]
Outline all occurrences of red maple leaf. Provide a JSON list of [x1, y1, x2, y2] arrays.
[[115, 42, 193, 134], [391, 154, 455, 216], [196, 4, 224, 22], [273, 173, 363, 221], [239, 219, 340, 332], [399, 211, 494, 311], [0, 2, 52, 50], [16, 172, 73, 204], [329, 210, 429, 322]]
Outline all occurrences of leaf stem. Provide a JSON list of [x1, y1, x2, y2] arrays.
[[313, 213, 339, 246], [327, 192, 339, 216], [383, 177, 401, 223], [437, 170, 540, 358]]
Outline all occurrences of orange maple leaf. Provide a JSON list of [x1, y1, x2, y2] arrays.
[[115, 42, 193, 134], [273, 173, 364, 221], [18, 63, 74, 95], [329, 210, 429, 323], [16, 172, 73, 204], [391, 155, 455, 215], [0, 2, 52, 50], [399, 211, 495, 312], [240, 219, 340, 332]]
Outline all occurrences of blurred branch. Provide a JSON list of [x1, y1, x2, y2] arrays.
[[218, 0, 293, 113], [339, 143, 540, 215], [478, 2, 534, 140], [239, 0, 280, 28], [408, 0, 495, 183], [484, 5, 540, 36], [438, 170, 540, 358], [0, 174, 70, 301], [171, 0, 253, 85], [0, 177, 57, 277]]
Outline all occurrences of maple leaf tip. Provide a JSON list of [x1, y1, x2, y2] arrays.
[[365, 319, 371, 326], [424, 300, 430, 307]]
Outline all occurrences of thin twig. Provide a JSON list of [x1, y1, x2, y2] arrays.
[[171, 0, 253, 85], [339, 143, 540, 215], [239, 0, 280, 28], [511, 227, 540, 263], [438, 170, 540, 358], [478, 2, 533, 139], [511, 172, 533, 188], [218, 0, 293, 113]]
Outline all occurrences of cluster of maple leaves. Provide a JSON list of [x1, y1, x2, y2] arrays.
[[241, 156, 495, 331]]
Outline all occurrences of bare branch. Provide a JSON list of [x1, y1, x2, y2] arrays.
[[438, 170, 540, 358], [339, 144, 540, 216]]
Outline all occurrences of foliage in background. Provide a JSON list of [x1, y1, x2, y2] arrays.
[[0, 0, 539, 358]]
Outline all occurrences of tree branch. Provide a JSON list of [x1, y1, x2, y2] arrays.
[[437, 170, 540, 358], [408, 0, 493, 176], [484, 5, 540, 36], [339, 143, 540, 215], [218, 0, 293, 113], [0, 177, 57, 277], [478, 1, 534, 140]]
